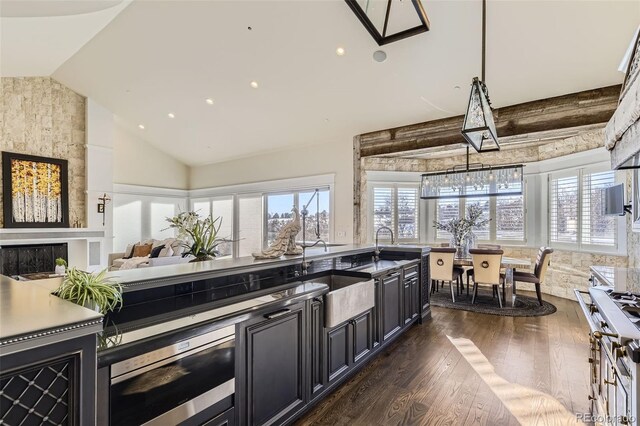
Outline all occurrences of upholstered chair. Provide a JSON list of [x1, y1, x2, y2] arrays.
[[513, 247, 554, 306], [465, 244, 501, 295], [469, 248, 504, 308], [429, 247, 463, 303]]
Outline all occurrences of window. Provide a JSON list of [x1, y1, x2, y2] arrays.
[[550, 174, 579, 243], [549, 168, 618, 250], [238, 195, 263, 257], [496, 181, 525, 241], [435, 188, 459, 240], [265, 188, 331, 246], [372, 185, 419, 241], [434, 190, 524, 243]]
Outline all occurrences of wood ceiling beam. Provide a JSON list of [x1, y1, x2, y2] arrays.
[[359, 85, 621, 157]]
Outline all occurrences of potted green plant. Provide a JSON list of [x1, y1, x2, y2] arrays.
[[54, 257, 67, 275], [54, 268, 123, 314], [165, 211, 232, 262]]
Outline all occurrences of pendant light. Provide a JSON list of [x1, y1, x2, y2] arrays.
[[461, 0, 499, 152]]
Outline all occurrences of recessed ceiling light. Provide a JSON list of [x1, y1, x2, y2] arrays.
[[138, 124, 145, 130], [373, 50, 387, 63], [205, 98, 214, 105], [167, 113, 175, 118], [250, 81, 259, 89], [336, 47, 345, 56]]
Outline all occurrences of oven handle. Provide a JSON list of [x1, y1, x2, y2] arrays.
[[574, 289, 599, 334], [111, 335, 234, 385]]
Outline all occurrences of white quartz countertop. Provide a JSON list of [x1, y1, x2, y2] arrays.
[[0, 275, 103, 355]]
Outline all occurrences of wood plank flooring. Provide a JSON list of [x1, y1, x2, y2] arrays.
[[295, 292, 591, 426]]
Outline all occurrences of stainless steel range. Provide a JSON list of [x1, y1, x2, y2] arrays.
[[575, 266, 640, 425]]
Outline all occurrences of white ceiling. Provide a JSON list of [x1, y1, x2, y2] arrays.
[[5, 1, 640, 166], [0, 0, 130, 76]]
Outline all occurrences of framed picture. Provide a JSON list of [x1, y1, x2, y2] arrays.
[[621, 29, 640, 101], [2, 152, 70, 228]]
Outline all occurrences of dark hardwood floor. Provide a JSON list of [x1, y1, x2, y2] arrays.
[[295, 292, 590, 425]]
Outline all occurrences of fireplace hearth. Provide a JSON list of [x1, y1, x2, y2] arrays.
[[0, 243, 68, 277]]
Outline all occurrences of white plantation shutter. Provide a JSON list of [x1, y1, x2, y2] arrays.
[[436, 188, 459, 239], [397, 187, 418, 239], [373, 187, 394, 240], [550, 174, 579, 243], [465, 197, 490, 240], [496, 196, 524, 240], [496, 181, 524, 241], [582, 170, 616, 247]]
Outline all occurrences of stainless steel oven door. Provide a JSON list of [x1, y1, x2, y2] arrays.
[[110, 325, 235, 426]]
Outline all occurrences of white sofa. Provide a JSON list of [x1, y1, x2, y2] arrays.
[[108, 238, 192, 271]]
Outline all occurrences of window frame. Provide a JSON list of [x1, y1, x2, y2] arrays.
[[432, 188, 527, 245], [548, 165, 624, 254], [370, 183, 420, 243], [263, 187, 332, 248]]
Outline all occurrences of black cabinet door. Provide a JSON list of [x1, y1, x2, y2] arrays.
[[372, 278, 382, 349], [326, 323, 350, 384], [381, 272, 403, 342], [241, 303, 306, 426], [308, 298, 325, 400], [403, 278, 412, 325], [411, 277, 420, 320], [351, 310, 372, 364]]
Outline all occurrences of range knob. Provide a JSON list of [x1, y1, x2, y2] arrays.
[[600, 321, 608, 329], [590, 305, 598, 314]]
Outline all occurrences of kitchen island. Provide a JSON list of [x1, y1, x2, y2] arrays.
[[0, 244, 431, 425]]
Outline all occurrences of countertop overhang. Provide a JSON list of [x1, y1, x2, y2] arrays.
[[0, 275, 103, 356]]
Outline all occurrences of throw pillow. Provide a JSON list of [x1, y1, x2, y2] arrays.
[[159, 245, 174, 257], [123, 244, 135, 259], [132, 243, 153, 257], [150, 244, 166, 258]]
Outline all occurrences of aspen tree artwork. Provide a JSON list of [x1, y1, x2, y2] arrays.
[[2, 152, 69, 228]]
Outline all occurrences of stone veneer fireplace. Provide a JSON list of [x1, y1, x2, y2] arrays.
[[0, 243, 68, 277]]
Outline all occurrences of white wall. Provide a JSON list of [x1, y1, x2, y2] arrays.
[[190, 140, 354, 244], [113, 121, 190, 189]]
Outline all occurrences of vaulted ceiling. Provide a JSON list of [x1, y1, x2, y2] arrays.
[[3, 1, 639, 166]]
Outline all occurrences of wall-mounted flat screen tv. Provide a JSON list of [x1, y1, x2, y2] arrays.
[[604, 184, 625, 216]]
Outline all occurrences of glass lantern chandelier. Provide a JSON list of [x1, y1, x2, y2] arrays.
[[461, 0, 499, 152], [345, 0, 430, 46], [420, 148, 523, 200]]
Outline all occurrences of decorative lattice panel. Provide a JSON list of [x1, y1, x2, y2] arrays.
[[0, 357, 74, 426], [421, 254, 430, 308]]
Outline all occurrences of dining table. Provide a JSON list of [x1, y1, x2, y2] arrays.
[[453, 256, 532, 308]]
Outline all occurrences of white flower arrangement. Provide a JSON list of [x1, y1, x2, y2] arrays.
[[433, 202, 490, 247]]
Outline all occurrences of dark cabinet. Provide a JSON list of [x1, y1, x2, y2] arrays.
[[325, 309, 373, 386], [239, 302, 306, 426], [403, 265, 420, 325], [326, 323, 350, 384], [203, 408, 235, 426], [381, 271, 403, 342], [308, 298, 325, 400], [351, 310, 373, 363]]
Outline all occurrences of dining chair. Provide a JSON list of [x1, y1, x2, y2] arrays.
[[465, 244, 501, 295], [513, 247, 554, 306], [469, 248, 504, 308], [430, 248, 463, 303]]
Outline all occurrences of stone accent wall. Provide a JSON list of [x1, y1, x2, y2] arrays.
[[356, 128, 635, 300], [502, 246, 628, 299], [0, 77, 86, 227]]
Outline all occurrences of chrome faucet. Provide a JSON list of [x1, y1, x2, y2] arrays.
[[300, 189, 328, 276], [301, 239, 328, 276], [374, 226, 395, 262]]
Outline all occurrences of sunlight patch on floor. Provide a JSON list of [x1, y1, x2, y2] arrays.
[[448, 336, 580, 425]]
